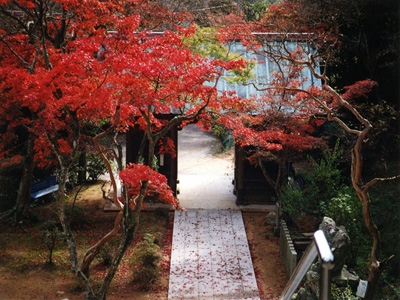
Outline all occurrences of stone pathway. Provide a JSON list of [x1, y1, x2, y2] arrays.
[[168, 210, 260, 300]]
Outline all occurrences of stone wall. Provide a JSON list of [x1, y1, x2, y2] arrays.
[[279, 220, 297, 277]]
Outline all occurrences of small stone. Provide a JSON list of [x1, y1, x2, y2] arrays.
[[267, 211, 276, 226], [332, 265, 360, 289], [267, 212, 275, 219], [306, 269, 320, 296], [319, 217, 350, 275]]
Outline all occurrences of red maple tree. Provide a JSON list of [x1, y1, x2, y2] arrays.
[[220, 94, 325, 200], [215, 26, 326, 200], [0, 1, 246, 298]]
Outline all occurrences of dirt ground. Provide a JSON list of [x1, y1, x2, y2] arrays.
[[0, 182, 287, 300], [242, 213, 287, 300]]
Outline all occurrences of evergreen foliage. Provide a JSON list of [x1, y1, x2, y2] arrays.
[[281, 140, 344, 219], [131, 233, 163, 291], [331, 284, 357, 300], [40, 220, 65, 265]]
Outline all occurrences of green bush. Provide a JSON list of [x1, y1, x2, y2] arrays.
[[68, 152, 107, 187], [327, 186, 370, 272], [279, 186, 306, 219], [243, 0, 274, 21], [331, 284, 357, 300], [131, 233, 162, 290], [97, 244, 113, 266], [212, 123, 233, 150], [86, 153, 108, 182], [40, 220, 65, 264], [281, 140, 345, 220]]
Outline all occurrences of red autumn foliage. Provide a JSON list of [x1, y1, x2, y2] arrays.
[[158, 137, 177, 158], [0, 1, 245, 298], [342, 79, 378, 102], [119, 163, 180, 209]]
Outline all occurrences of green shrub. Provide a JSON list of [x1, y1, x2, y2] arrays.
[[331, 284, 357, 300], [40, 220, 65, 264], [68, 152, 107, 187], [279, 185, 306, 220], [86, 153, 108, 182], [212, 123, 233, 150], [133, 267, 160, 289], [281, 140, 345, 220], [131, 233, 162, 290], [243, 0, 273, 21], [327, 186, 370, 272], [97, 244, 113, 266]]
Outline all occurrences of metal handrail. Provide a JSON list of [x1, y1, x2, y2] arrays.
[[280, 229, 335, 300]]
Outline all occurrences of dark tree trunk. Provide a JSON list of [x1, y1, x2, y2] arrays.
[[77, 151, 87, 185], [2, 134, 35, 224], [96, 183, 147, 300], [258, 157, 286, 202], [57, 164, 96, 299]]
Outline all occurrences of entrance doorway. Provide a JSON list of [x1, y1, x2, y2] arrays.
[[177, 124, 237, 209]]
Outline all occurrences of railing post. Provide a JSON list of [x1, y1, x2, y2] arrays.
[[280, 229, 334, 300], [313, 230, 335, 300]]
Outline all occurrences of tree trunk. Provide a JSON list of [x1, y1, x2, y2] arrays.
[[2, 134, 35, 224], [81, 211, 123, 277], [77, 151, 87, 185], [57, 165, 96, 299], [258, 156, 286, 201], [349, 124, 384, 300], [57, 168, 80, 271], [356, 188, 382, 300], [83, 110, 187, 299], [96, 182, 148, 300], [365, 263, 382, 300]]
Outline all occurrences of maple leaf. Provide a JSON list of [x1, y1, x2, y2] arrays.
[[342, 79, 378, 102], [119, 163, 180, 208], [157, 137, 177, 158]]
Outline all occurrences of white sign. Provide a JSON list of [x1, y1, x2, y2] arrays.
[[357, 280, 368, 298]]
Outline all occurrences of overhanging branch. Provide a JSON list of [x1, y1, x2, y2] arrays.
[[363, 174, 400, 194]]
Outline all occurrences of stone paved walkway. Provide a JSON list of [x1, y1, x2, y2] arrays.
[[168, 210, 260, 300]]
